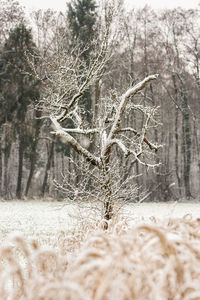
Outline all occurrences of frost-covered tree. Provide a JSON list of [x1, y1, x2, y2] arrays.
[[0, 23, 40, 199], [32, 7, 161, 227]]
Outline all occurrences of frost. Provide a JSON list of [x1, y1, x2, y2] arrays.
[[0, 216, 200, 299]]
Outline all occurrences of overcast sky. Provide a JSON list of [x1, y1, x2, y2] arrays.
[[18, 0, 200, 12]]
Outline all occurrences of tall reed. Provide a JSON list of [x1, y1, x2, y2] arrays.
[[0, 216, 200, 299]]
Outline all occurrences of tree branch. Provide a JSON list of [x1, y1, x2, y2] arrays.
[[118, 127, 160, 151], [56, 22, 110, 124], [101, 74, 159, 157], [62, 128, 99, 135], [106, 138, 129, 156], [108, 74, 159, 141], [50, 117, 101, 167]]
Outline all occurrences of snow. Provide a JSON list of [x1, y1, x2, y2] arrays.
[[0, 200, 199, 242]]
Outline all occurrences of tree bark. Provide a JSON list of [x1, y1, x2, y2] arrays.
[[16, 134, 24, 199], [172, 74, 181, 195], [25, 142, 37, 197], [41, 141, 54, 197], [102, 149, 113, 229], [179, 76, 191, 198], [2, 127, 12, 199], [25, 112, 42, 196], [3, 150, 9, 198], [0, 137, 2, 197]]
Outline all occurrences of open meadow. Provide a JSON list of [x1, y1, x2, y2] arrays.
[[0, 200, 200, 242], [0, 200, 200, 299]]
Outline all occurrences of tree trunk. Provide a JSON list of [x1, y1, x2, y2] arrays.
[[193, 117, 200, 195], [102, 149, 113, 229], [182, 106, 191, 198], [3, 143, 12, 199], [93, 80, 100, 128], [0, 139, 2, 197], [3, 150, 9, 198], [25, 143, 37, 197], [172, 74, 181, 195], [25, 112, 42, 197], [2, 126, 12, 199], [175, 106, 181, 195], [41, 141, 54, 197], [180, 79, 191, 198], [16, 135, 24, 199]]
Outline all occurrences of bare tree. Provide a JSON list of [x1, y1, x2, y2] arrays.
[[30, 6, 161, 225]]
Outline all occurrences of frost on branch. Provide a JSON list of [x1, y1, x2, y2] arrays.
[[48, 69, 161, 224], [37, 12, 161, 224], [50, 74, 161, 169]]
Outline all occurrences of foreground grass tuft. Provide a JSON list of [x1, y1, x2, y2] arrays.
[[0, 216, 200, 299]]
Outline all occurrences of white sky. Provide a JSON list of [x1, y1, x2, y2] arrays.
[[18, 0, 200, 12]]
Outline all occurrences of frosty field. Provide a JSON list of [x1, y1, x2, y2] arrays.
[[0, 200, 200, 299], [0, 200, 200, 242]]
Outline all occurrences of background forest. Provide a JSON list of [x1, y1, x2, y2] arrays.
[[0, 0, 199, 202]]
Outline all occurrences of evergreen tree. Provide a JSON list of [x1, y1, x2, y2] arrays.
[[0, 23, 40, 198], [67, 0, 97, 62], [67, 0, 97, 121]]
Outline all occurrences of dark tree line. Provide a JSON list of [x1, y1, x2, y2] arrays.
[[0, 0, 199, 201]]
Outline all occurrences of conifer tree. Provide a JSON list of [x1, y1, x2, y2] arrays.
[[0, 23, 40, 198], [67, 0, 97, 118], [67, 0, 97, 62]]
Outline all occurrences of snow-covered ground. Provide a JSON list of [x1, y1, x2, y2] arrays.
[[0, 200, 199, 242], [122, 201, 200, 221]]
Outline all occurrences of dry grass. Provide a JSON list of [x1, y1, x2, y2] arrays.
[[1, 216, 200, 299]]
